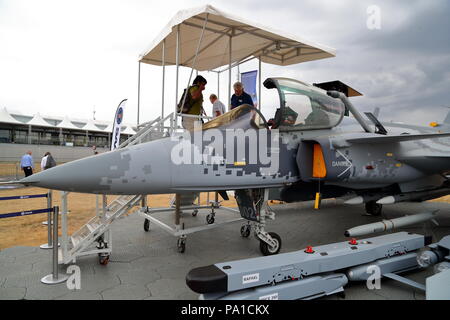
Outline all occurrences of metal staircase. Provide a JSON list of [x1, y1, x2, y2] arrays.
[[59, 114, 175, 264], [59, 194, 142, 264]]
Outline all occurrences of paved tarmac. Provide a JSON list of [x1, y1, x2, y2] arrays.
[[1, 199, 449, 300]]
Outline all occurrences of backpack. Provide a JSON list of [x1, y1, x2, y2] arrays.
[[46, 155, 56, 169], [177, 87, 194, 114]]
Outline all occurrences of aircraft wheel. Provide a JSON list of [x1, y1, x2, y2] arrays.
[[260, 232, 282, 256], [365, 201, 382, 216], [177, 238, 186, 253], [206, 214, 215, 225], [144, 219, 150, 232], [240, 224, 251, 238], [192, 209, 198, 217]]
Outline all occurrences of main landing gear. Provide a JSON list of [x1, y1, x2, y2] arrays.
[[365, 201, 382, 216]]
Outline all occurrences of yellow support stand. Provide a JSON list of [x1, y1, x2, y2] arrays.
[[314, 192, 321, 210]]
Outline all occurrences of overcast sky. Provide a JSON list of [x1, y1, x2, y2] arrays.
[[1, 0, 449, 126]]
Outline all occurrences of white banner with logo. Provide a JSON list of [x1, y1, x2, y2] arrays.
[[111, 99, 127, 151]]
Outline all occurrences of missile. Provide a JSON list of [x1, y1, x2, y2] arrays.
[[346, 252, 419, 281], [343, 194, 385, 205], [344, 196, 364, 205], [376, 188, 450, 205], [344, 211, 438, 237], [376, 196, 395, 205]]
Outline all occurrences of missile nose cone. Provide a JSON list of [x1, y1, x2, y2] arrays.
[[344, 196, 363, 205], [377, 196, 395, 205]]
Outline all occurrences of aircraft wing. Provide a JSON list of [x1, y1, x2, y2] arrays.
[[345, 132, 450, 144]]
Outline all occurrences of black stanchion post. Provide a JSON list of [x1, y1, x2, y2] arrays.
[[41, 206, 68, 285]]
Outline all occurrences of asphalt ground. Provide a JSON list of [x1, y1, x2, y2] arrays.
[[1, 199, 449, 300]]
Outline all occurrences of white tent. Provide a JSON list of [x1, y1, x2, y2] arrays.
[[102, 122, 114, 133], [81, 119, 103, 132], [121, 125, 136, 135], [139, 4, 335, 71], [26, 112, 54, 127], [137, 4, 336, 126], [57, 116, 82, 130], [0, 107, 22, 124]]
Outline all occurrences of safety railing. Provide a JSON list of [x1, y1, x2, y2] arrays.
[[0, 191, 55, 249]]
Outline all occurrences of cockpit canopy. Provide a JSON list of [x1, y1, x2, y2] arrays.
[[264, 77, 346, 131], [202, 104, 267, 131]]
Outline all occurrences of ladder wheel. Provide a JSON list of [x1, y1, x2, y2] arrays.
[[259, 232, 282, 256], [206, 214, 215, 225], [177, 238, 186, 253], [143, 219, 150, 232], [99, 255, 110, 265], [240, 225, 251, 238]]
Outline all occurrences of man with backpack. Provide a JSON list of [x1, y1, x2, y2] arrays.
[[178, 75, 207, 131], [41, 152, 57, 170]]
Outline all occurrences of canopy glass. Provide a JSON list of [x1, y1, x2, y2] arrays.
[[202, 104, 267, 131], [266, 78, 345, 131]]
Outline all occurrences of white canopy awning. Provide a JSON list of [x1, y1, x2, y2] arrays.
[[26, 112, 54, 127], [56, 116, 82, 130], [0, 108, 22, 124], [102, 122, 114, 133], [82, 119, 103, 132], [121, 125, 136, 135], [139, 4, 336, 71]]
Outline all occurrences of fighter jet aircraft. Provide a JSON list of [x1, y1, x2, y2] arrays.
[[19, 77, 450, 255]]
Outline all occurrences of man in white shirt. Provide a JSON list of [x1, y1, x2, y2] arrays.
[[40, 153, 48, 171], [209, 94, 226, 118]]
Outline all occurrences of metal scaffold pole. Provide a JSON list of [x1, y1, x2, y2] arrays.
[[41, 206, 68, 285]]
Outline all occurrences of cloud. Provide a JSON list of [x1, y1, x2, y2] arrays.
[[0, 0, 449, 127]]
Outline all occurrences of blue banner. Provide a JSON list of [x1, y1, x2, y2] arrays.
[[241, 70, 258, 107], [0, 193, 48, 201], [111, 99, 127, 151], [0, 207, 53, 219]]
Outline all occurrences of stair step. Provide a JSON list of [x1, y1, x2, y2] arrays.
[[64, 195, 142, 262], [58, 248, 63, 264], [71, 235, 81, 247], [86, 223, 97, 232]]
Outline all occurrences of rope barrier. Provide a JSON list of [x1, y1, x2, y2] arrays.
[[0, 193, 48, 201], [0, 207, 53, 219]]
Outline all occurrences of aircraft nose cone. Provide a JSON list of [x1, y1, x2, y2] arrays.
[[20, 139, 172, 194], [20, 151, 122, 193]]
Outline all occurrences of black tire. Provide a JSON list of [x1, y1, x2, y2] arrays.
[[192, 210, 198, 217], [259, 232, 282, 256], [144, 219, 150, 232], [99, 255, 110, 265], [240, 225, 251, 238], [365, 201, 382, 216], [206, 214, 215, 225]]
